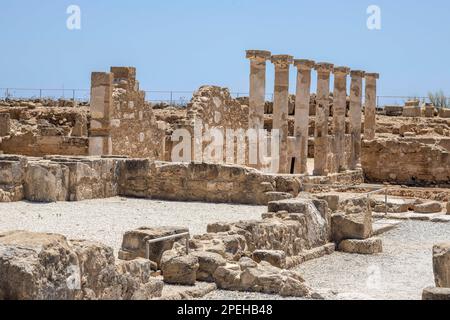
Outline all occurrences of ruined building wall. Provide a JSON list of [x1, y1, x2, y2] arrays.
[[362, 139, 450, 186], [0, 102, 89, 157], [108, 67, 166, 160]]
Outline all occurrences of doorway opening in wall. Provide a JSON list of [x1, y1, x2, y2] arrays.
[[290, 157, 296, 174]]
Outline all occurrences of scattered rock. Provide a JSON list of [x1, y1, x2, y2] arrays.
[[414, 201, 443, 214], [252, 250, 286, 268], [161, 251, 199, 286], [338, 238, 383, 255], [331, 211, 373, 243], [192, 251, 226, 282], [207, 223, 231, 233], [422, 287, 450, 300], [433, 243, 450, 288]]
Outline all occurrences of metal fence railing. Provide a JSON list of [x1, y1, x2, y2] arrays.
[[1, 88, 448, 109]]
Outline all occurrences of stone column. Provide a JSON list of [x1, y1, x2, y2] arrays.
[[349, 70, 365, 170], [271, 55, 293, 174], [246, 50, 271, 131], [0, 113, 10, 137], [313, 63, 334, 176], [364, 73, 379, 141], [89, 72, 113, 156], [332, 66, 350, 172], [293, 59, 315, 174], [246, 50, 271, 170]]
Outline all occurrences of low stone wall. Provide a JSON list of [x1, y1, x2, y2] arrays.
[[0, 155, 304, 204], [362, 139, 450, 186]]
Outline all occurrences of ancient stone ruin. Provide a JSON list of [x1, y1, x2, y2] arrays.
[[0, 50, 449, 301]]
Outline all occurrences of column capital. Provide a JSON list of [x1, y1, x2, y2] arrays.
[[315, 62, 334, 74], [350, 70, 366, 78], [365, 72, 380, 79], [271, 55, 294, 69], [246, 50, 272, 61], [294, 59, 315, 70], [333, 66, 350, 76]]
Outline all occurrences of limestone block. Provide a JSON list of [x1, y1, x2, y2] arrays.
[[338, 238, 383, 254], [422, 287, 450, 300], [414, 201, 443, 214], [192, 251, 226, 282], [160, 251, 199, 286], [439, 108, 450, 118], [0, 160, 26, 187], [213, 258, 319, 298], [0, 113, 10, 137], [24, 162, 69, 202], [384, 105, 403, 116], [264, 191, 293, 202], [424, 105, 436, 118], [207, 223, 231, 233], [402, 106, 421, 117], [433, 243, 450, 288], [119, 226, 189, 267], [331, 211, 373, 243], [0, 231, 80, 300], [252, 250, 286, 268]]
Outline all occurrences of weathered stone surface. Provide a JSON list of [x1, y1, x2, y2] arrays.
[[192, 251, 226, 282], [0, 231, 79, 300], [331, 211, 373, 243], [433, 243, 450, 288], [414, 201, 443, 214], [207, 223, 231, 234], [213, 258, 319, 298], [24, 162, 69, 202], [252, 250, 286, 268], [160, 252, 199, 286], [371, 195, 417, 213], [362, 139, 450, 185], [0, 231, 162, 300], [338, 238, 383, 255], [402, 106, 421, 117], [119, 226, 189, 267], [422, 287, 450, 300]]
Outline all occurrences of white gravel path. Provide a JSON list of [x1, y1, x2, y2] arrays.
[[0, 198, 265, 252]]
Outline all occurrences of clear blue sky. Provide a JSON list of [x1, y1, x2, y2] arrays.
[[1, 0, 449, 98]]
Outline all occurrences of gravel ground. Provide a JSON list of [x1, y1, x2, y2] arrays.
[[0, 198, 265, 252], [1, 199, 448, 300], [205, 221, 450, 300]]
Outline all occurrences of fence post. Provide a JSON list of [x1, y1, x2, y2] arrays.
[[72, 89, 75, 101], [170, 91, 173, 105]]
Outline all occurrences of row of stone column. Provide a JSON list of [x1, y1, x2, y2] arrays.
[[246, 50, 379, 176]]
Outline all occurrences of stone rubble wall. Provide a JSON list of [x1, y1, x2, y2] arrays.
[[362, 138, 450, 186], [109, 67, 166, 160]]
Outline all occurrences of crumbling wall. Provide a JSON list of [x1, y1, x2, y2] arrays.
[[0, 101, 89, 156], [362, 139, 450, 185], [109, 67, 166, 160]]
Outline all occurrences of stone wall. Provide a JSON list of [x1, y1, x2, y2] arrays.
[[109, 67, 166, 160], [0, 101, 89, 156], [362, 139, 450, 185]]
